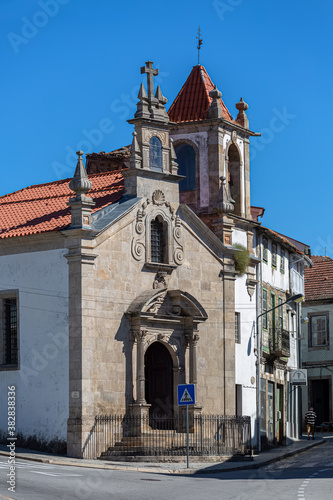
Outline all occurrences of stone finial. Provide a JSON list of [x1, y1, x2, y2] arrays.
[[209, 85, 223, 119], [155, 85, 167, 106], [69, 151, 92, 199], [138, 82, 148, 100], [235, 97, 249, 129], [135, 83, 150, 119], [130, 131, 142, 169], [68, 151, 95, 229]]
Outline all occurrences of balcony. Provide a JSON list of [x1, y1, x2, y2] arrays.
[[290, 268, 304, 296], [269, 327, 290, 357]]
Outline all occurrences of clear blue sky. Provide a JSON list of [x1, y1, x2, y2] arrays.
[[1, 0, 332, 257]]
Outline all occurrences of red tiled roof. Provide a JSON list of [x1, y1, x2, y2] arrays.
[[86, 147, 130, 174], [168, 65, 234, 123], [0, 171, 124, 239], [305, 255, 333, 301]]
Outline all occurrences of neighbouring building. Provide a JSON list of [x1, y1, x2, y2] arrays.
[[301, 256, 333, 427], [0, 60, 310, 457], [256, 227, 311, 447]]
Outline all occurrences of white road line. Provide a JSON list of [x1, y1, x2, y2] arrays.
[[30, 471, 82, 477]]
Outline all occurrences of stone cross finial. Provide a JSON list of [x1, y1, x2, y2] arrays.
[[141, 60, 159, 100]]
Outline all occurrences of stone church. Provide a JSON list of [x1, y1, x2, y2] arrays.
[[0, 60, 307, 457]]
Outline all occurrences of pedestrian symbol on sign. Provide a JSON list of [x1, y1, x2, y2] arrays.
[[177, 384, 195, 406], [180, 388, 193, 403]]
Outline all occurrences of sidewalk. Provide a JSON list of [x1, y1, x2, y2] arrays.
[[0, 434, 330, 475]]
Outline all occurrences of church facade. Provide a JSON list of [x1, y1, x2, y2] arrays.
[[0, 60, 310, 457]]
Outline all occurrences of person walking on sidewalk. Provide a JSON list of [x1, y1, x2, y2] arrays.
[[305, 406, 317, 440]]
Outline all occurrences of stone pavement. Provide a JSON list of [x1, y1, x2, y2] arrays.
[[0, 434, 330, 475]]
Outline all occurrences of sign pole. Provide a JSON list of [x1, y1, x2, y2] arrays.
[[177, 384, 195, 469], [186, 404, 189, 468]]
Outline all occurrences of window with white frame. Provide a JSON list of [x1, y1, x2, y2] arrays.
[[272, 243, 277, 269], [309, 314, 329, 347], [280, 248, 285, 273]]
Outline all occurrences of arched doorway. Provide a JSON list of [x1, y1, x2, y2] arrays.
[[228, 144, 241, 216], [144, 342, 174, 418]]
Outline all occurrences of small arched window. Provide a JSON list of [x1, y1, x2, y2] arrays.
[[150, 136, 162, 171], [174, 143, 196, 191], [151, 217, 165, 263], [228, 144, 241, 216]]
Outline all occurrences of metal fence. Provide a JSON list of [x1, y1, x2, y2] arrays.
[[83, 414, 251, 460]]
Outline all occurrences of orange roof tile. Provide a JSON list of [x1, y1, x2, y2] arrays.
[[305, 255, 333, 301], [168, 65, 234, 123], [0, 171, 124, 239]]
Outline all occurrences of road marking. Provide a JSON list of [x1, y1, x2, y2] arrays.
[[297, 467, 333, 499], [31, 471, 82, 477]]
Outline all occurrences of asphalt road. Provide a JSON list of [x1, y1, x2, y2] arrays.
[[0, 439, 332, 500]]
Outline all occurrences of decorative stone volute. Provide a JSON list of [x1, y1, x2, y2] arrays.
[[209, 85, 223, 119], [235, 97, 249, 129]]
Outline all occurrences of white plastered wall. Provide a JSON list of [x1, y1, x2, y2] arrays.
[[0, 248, 69, 441], [233, 227, 257, 445]]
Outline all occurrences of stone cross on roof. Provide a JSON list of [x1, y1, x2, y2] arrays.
[[141, 60, 158, 100]]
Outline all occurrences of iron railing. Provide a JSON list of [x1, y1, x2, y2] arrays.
[[83, 414, 251, 459]]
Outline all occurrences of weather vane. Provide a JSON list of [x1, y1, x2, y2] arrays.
[[196, 26, 203, 65]]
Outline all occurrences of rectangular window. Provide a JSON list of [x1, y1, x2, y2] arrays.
[[262, 289, 268, 330], [278, 297, 283, 331], [263, 238, 268, 263], [280, 248, 285, 273], [271, 292, 276, 331], [235, 312, 241, 344], [272, 243, 277, 269], [151, 218, 164, 263], [260, 378, 266, 433], [1, 295, 18, 367], [309, 314, 329, 347]]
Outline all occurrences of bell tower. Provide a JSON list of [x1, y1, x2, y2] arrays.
[[123, 61, 181, 205], [168, 65, 257, 223]]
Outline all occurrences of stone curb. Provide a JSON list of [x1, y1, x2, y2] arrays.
[[0, 439, 325, 476]]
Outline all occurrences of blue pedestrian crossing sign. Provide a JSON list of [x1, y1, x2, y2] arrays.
[[177, 384, 195, 406]]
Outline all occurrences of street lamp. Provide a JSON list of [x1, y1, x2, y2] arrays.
[[256, 293, 304, 452]]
